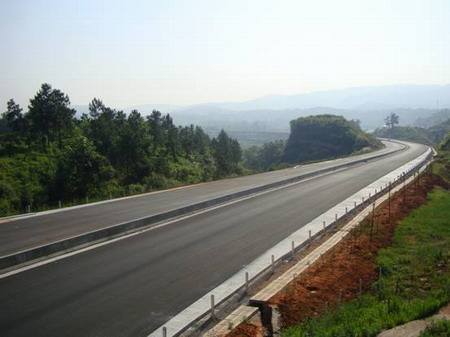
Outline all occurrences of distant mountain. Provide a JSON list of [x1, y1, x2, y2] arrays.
[[212, 84, 450, 111], [73, 84, 450, 132], [414, 109, 450, 128]]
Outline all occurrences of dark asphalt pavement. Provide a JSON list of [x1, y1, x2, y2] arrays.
[[0, 141, 426, 337], [0, 142, 402, 257]]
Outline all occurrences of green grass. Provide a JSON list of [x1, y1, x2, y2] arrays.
[[282, 188, 450, 337], [419, 320, 450, 337]]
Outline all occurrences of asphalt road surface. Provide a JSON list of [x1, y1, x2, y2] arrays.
[[0, 141, 402, 257], [0, 141, 426, 337]]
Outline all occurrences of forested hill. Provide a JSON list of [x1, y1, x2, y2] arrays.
[[373, 120, 450, 145], [283, 115, 382, 163], [0, 83, 242, 216]]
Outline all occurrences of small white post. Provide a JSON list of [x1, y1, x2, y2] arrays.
[[26, 205, 31, 213], [210, 294, 215, 318], [291, 241, 295, 259], [271, 254, 275, 273], [58, 200, 62, 208], [245, 271, 249, 292]]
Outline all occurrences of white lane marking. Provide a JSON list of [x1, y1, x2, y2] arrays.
[[149, 146, 430, 337], [0, 164, 362, 279], [0, 142, 399, 224]]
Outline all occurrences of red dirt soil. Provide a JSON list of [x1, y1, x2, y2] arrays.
[[226, 172, 448, 336]]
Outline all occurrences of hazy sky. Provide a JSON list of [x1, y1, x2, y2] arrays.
[[1, 0, 449, 109]]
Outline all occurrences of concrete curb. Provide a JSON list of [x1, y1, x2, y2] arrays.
[[205, 159, 431, 337], [149, 145, 432, 337], [0, 142, 406, 271]]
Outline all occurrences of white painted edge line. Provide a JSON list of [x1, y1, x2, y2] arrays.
[[0, 142, 397, 224], [0, 160, 362, 279], [148, 146, 431, 337]]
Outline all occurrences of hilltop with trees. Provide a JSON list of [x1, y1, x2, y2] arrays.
[[244, 115, 382, 171], [283, 115, 382, 163]]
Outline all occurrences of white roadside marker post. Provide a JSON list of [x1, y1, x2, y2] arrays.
[[210, 294, 215, 319], [245, 272, 249, 293]]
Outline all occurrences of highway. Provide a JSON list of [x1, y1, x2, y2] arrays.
[[0, 141, 401, 257], [0, 141, 427, 337]]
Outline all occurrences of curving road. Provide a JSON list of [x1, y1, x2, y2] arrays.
[[0, 141, 427, 337], [0, 141, 401, 257]]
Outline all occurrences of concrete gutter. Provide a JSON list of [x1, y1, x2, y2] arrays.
[[0, 142, 405, 271], [149, 145, 432, 337]]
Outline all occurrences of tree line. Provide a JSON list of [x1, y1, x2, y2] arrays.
[[0, 83, 242, 216]]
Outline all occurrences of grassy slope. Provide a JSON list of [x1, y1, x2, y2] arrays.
[[283, 187, 450, 337]]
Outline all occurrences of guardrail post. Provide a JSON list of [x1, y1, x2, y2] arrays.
[[388, 182, 392, 225]]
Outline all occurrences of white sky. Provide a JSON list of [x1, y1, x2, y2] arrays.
[[1, 0, 449, 109]]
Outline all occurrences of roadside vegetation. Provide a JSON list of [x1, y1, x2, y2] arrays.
[[373, 118, 450, 146], [0, 83, 243, 216], [0, 84, 383, 217], [277, 136, 450, 337], [282, 186, 450, 337], [419, 320, 450, 337]]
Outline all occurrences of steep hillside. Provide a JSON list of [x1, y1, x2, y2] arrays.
[[283, 115, 382, 164]]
